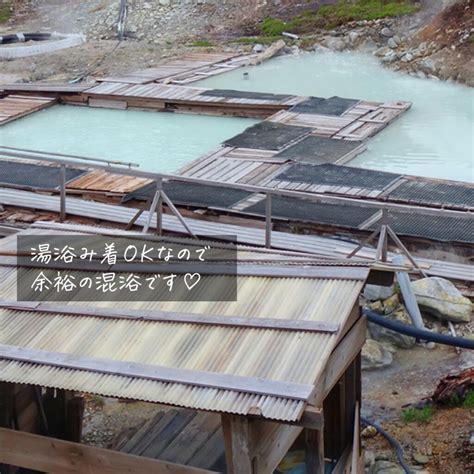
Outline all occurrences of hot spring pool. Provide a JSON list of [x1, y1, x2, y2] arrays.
[[196, 51, 474, 183], [0, 105, 258, 172]]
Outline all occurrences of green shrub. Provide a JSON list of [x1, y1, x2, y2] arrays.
[[401, 406, 433, 424], [291, 1, 420, 32], [261, 17, 288, 36], [462, 390, 474, 409], [191, 40, 214, 47], [0, 2, 11, 23]]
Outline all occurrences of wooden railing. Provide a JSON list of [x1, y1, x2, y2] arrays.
[[0, 146, 470, 260]]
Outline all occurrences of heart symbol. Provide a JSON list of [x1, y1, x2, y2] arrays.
[[184, 273, 201, 290]]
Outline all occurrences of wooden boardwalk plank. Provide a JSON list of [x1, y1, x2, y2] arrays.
[[0, 95, 56, 126]]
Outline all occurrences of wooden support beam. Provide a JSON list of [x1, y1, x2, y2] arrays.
[[222, 415, 254, 474], [311, 315, 366, 406], [161, 189, 197, 238], [0, 427, 214, 473], [59, 164, 66, 222], [351, 401, 362, 473], [323, 377, 346, 462], [0, 382, 14, 429], [143, 188, 161, 234], [0, 383, 15, 474], [250, 421, 302, 474], [0, 300, 340, 334], [296, 406, 324, 430], [305, 428, 325, 474], [265, 193, 272, 249], [0, 344, 313, 401]]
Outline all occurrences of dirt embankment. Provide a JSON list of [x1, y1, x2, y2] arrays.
[[1, 0, 473, 86], [398, 0, 474, 84]]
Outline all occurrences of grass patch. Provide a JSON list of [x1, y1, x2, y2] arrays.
[[261, 17, 288, 36], [89, 394, 105, 408], [191, 40, 215, 47], [261, 1, 420, 35], [443, 389, 474, 408], [0, 2, 11, 23], [401, 406, 433, 424], [462, 390, 474, 409], [316, 0, 420, 24]]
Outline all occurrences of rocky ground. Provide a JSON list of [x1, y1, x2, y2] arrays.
[[0, 0, 472, 85], [360, 276, 473, 473], [78, 276, 473, 473]]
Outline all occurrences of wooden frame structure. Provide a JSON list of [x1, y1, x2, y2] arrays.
[[0, 227, 373, 473], [0, 318, 365, 473]]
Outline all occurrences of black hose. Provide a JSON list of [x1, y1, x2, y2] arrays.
[[70, 0, 127, 83], [363, 309, 474, 350], [0, 33, 51, 44], [361, 416, 412, 474]]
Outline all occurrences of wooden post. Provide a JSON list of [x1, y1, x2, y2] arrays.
[[265, 193, 272, 249], [323, 377, 346, 462], [386, 226, 428, 277], [0, 382, 15, 474], [0, 382, 14, 429], [160, 190, 197, 238], [305, 428, 325, 473], [156, 178, 163, 236], [66, 395, 85, 442], [222, 414, 255, 474], [59, 164, 66, 222]]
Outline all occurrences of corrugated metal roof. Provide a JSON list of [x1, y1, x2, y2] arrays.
[[0, 229, 368, 422]]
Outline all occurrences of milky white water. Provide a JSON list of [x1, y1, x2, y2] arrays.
[[196, 51, 474, 183], [0, 105, 257, 172]]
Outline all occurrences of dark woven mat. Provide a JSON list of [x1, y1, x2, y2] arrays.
[[275, 163, 401, 190], [275, 135, 363, 165], [200, 89, 292, 102], [290, 96, 359, 116], [388, 180, 474, 209], [245, 196, 377, 228], [0, 160, 85, 189], [369, 211, 474, 244], [123, 180, 251, 209], [223, 121, 311, 151]]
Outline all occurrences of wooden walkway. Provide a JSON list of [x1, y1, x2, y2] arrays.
[[81, 82, 305, 118], [67, 169, 153, 194], [0, 187, 471, 283], [269, 100, 410, 140], [114, 409, 225, 472], [96, 52, 252, 85], [0, 95, 56, 126]]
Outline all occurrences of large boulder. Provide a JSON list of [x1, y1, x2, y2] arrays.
[[411, 277, 472, 323], [363, 284, 396, 301], [322, 36, 346, 51], [370, 461, 405, 474], [362, 339, 393, 370], [369, 309, 416, 349]]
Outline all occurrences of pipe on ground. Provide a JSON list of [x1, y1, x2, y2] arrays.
[[363, 309, 474, 350]]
